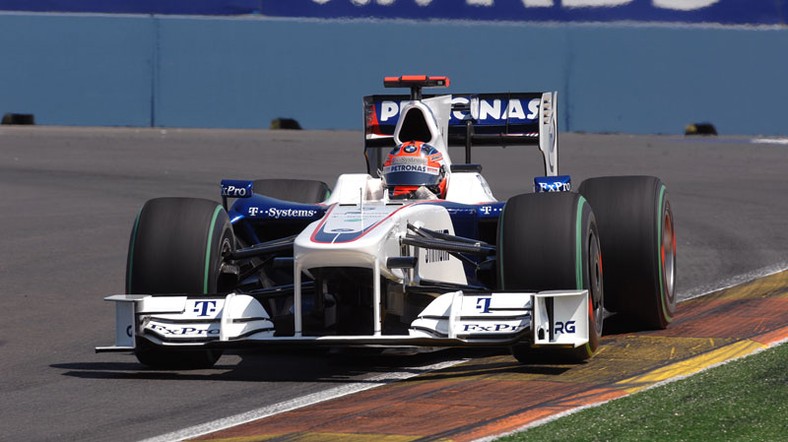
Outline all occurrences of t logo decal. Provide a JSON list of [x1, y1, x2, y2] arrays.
[[476, 297, 492, 314], [194, 300, 217, 317]]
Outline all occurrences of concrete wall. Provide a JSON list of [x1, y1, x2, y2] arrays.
[[1, 14, 786, 135]]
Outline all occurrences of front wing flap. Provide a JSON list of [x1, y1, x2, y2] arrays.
[[96, 290, 589, 352]]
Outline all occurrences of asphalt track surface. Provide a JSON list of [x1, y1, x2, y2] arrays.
[[0, 127, 786, 441]]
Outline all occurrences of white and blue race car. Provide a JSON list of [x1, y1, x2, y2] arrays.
[[98, 76, 676, 369]]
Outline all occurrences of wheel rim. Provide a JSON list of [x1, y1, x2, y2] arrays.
[[216, 233, 234, 293], [661, 206, 676, 305], [589, 230, 604, 334]]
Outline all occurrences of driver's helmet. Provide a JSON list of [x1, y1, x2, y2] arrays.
[[383, 141, 447, 199]]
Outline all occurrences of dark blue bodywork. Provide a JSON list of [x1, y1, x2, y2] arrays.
[[228, 194, 503, 242]]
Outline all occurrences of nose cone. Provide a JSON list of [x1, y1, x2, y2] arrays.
[[294, 202, 407, 271]]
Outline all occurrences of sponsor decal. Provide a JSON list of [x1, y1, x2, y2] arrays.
[[424, 248, 450, 263], [477, 204, 504, 217], [462, 323, 526, 333], [390, 156, 426, 166], [384, 164, 439, 175], [148, 323, 220, 336], [476, 297, 492, 313], [403, 143, 418, 153], [260, 1, 781, 26], [222, 185, 248, 197], [193, 300, 217, 317], [422, 228, 450, 264], [534, 175, 572, 193], [248, 206, 319, 218], [451, 97, 540, 122], [221, 179, 254, 198], [379, 97, 540, 124], [6, 1, 783, 26], [555, 320, 576, 334], [265, 207, 318, 219]]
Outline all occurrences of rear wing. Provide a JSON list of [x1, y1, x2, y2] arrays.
[[363, 91, 558, 176]]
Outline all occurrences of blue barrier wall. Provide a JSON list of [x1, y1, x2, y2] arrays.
[[1, 13, 786, 135], [0, 14, 154, 126]]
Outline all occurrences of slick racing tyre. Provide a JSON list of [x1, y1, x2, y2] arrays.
[[578, 176, 676, 330], [252, 179, 331, 204], [499, 192, 604, 363], [127, 197, 236, 369]]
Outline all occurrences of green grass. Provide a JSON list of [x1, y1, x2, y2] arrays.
[[499, 342, 788, 442]]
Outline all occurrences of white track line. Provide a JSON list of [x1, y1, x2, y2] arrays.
[[139, 358, 467, 442], [751, 137, 788, 145], [679, 262, 788, 301]]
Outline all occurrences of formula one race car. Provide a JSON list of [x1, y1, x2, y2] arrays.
[[97, 76, 677, 369]]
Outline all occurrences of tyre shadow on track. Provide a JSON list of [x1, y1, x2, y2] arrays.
[[50, 348, 450, 382], [51, 347, 572, 383]]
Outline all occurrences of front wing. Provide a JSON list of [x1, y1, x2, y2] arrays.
[[96, 290, 589, 352]]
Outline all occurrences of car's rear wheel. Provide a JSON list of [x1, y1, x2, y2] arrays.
[[252, 179, 330, 203], [127, 197, 235, 369], [498, 192, 604, 363], [578, 176, 676, 330]]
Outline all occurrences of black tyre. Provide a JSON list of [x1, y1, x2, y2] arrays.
[[252, 179, 330, 203], [127, 197, 235, 369], [499, 192, 604, 363], [578, 176, 676, 330]]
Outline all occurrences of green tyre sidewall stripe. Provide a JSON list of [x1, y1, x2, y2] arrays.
[[203, 205, 224, 294], [503, 193, 598, 362], [575, 195, 593, 358]]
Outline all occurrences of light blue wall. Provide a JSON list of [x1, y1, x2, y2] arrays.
[[1, 14, 786, 135], [154, 20, 571, 129], [0, 14, 154, 126], [567, 27, 788, 135]]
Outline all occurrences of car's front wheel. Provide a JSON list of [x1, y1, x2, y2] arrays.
[[126, 197, 235, 369], [498, 192, 604, 363]]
